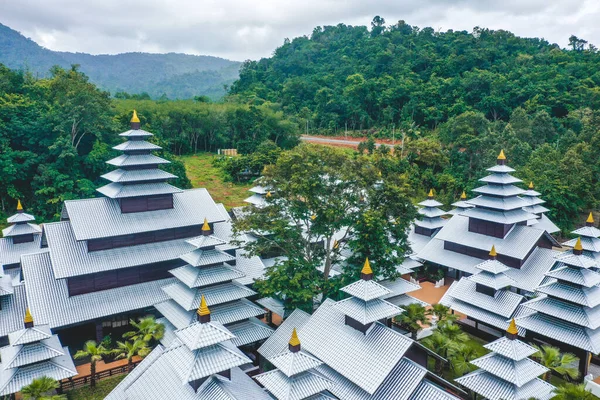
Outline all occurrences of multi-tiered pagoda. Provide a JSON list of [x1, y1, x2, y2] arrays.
[[522, 182, 560, 234], [255, 328, 333, 399], [0, 309, 77, 397], [156, 219, 273, 349], [0, 202, 45, 342], [448, 191, 474, 215], [441, 246, 525, 335], [456, 319, 555, 400], [258, 263, 465, 400], [563, 212, 600, 261], [106, 300, 270, 400], [517, 237, 600, 376], [419, 151, 558, 292], [20, 112, 233, 345], [414, 189, 447, 237]]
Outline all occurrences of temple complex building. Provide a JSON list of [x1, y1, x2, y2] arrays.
[[522, 182, 560, 234]]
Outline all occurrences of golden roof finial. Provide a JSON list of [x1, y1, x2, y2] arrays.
[[16, 200, 23, 211], [197, 295, 210, 316], [489, 245, 497, 257], [497, 150, 506, 160], [266, 191, 272, 198], [131, 110, 140, 123], [460, 191, 466, 200], [361, 258, 373, 275], [24, 308, 33, 324], [507, 318, 518, 335], [528, 181, 534, 189], [310, 214, 316, 221], [333, 240, 339, 249], [202, 218, 210, 231], [428, 189, 434, 198], [587, 212, 594, 224], [574, 237, 583, 252], [289, 328, 300, 347]]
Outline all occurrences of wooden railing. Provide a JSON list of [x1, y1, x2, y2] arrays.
[[58, 360, 142, 392]]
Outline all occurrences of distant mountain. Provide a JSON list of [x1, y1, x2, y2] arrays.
[[0, 23, 241, 99]]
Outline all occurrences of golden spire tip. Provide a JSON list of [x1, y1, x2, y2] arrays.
[[197, 295, 210, 316], [201, 218, 210, 231], [587, 212, 594, 224], [361, 258, 373, 275], [428, 189, 434, 198], [16, 200, 23, 211], [497, 150, 506, 160], [310, 214, 316, 221], [528, 181, 534, 189], [574, 237, 583, 252], [507, 318, 518, 335], [130, 110, 140, 123], [289, 328, 300, 347], [460, 191, 466, 200], [266, 191, 272, 198], [24, 308, 33, 324], [489, 245, 497, 257]]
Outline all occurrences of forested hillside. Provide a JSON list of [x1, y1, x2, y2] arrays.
[[231, 19, 599, 130], [0, 64, 299, 222], [0, 23, 240, 99]]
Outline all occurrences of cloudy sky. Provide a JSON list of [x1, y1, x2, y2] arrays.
[[2, 0, 600, 61]]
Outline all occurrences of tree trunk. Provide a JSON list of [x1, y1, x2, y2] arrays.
[[90, 361, 96, 388], [128, 358, 134, 372]]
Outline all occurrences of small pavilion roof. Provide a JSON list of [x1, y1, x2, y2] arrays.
[[174, 320, 235, 350]]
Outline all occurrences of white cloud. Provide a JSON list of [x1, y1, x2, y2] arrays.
[[2, 0, 599, 60]]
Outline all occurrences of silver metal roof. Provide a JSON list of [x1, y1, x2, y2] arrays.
[[113, 140, 161, 151], [119, 129, 154, 137], [1, 335, 65, 369], [546, 264, 600, 288], [379, 278, 421, 298], [174, 321, 235, 350], [418, 198, 444, 207], [407, 225, 435, 255], [417, 237, 481, 275], [523, 295, 600, 329], [446, 279, 523, 318], [340, 279, 392, 301], [502, 248, 558, 293], [461, 207, 536, 224], [101, 168, 177, 183], [536, 281, 600, 307], [408, 380, 461, 400], [523, 204, 550, 215], [0, 346, 77, 396], [467, 195, 528, 211], [21, 252, 176, 329], [106, 153, 169, 167], [64, 189, 226, 241], [97, 182, 182, 199], [233, 250, 266, 286], [44, 221, 195, 279], [484, 337, 538, 361], [7, 212, 35, 224], [475, 259, 510, 274], [8, 325, 52, 346], [268, 349, 324, 377], [2, 223, 42, 238], [418, 207, 447, 218], [185, 234, 228, 248], [470, 352, 548, 387], [332, 297, 404, 325], [0, 236, 44, 267], [162, 281, 256, 311], [516, 312, 600, 353], [527, 213, 560, 234], [572, 225, 600, 238], [486, 164, 516, 173], [169, 264, 245, 289], [455, 370, 554, 400], [384, 294, 429, 308], [226, 317, 274, 347], [0, 284, 27, 338], [258, 308, 312, 360], [479, 173, 522, 185], [472, 184, 524, 197], [434, 215, 545, 261], [244, 193, 266, 207], [414, 217, 447, 230], [180, 248, 236, 267], [563, 236, 600, 252], [255, 369, 333, 400], [469, 270, 517, 290], [554, 250, 598, 269]]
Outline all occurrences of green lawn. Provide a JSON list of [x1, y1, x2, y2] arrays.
[[179, 153, 253, 210], [65, 375, 126, 400]]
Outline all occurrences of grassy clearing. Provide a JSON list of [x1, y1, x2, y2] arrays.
[[179, 153, 253, 210], [65, 375, 126, 400]]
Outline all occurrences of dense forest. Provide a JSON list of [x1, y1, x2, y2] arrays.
[[0, 65, 299, 222], [0, 23, 240, 100]]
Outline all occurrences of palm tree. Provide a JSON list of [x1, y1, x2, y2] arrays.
[[437, 321, 468, 344], [422, 331, 453, 375], [20, 376, 62, 400], [74, 340, 110, 388], [123, 316, 164, 344], [395, 303, 429, 340], [552, 383, 596, 400], [428, 303, 458, 327], [448, 342, 478, 376], [532, 344, 580, 382], [113, 339, 150, 371]]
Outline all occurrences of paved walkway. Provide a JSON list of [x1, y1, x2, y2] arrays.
[[410, 281, 451, 306], [300, 135, 395, 148]]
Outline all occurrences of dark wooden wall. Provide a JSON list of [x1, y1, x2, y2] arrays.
[[120, 194, 174, 213], [87, 225, 203, 252]]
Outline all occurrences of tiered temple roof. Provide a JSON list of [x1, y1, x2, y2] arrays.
[[256, 328, 333, 400], [449, 191, 474, 215], [0, 310, 76, 396], [243, 184, 272, 208], [98, 110, 180, 199], [522, 182, 560, 234], [455, 320, 555, 400], [0, 201, 44, 270], [414, 189, 447, 235], [106, 300, 270, 400], [258, 264, 463, 400], [563, 213, 600, 261], [441, 246, 525, 334], [156, 219, 273, 349], [20, 113, 235, 331], [517, 237, 600, 354], [418, 151, 559, 291]]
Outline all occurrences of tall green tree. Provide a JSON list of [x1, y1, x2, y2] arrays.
[[122, 316, 165, 345], [113, 339, 151, 372], [73, 341, 110, 388], [532, 344, 580, 382]]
